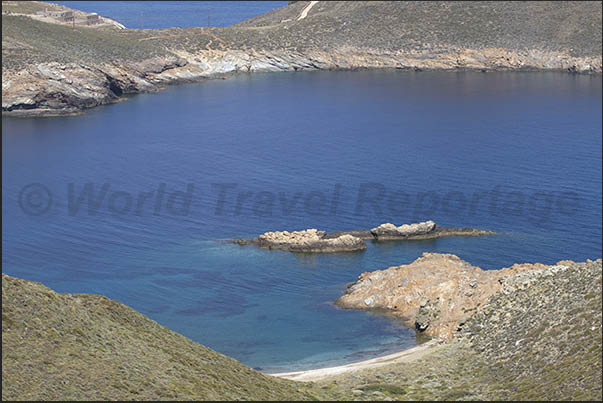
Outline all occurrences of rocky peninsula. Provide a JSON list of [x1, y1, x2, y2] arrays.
[[2, 1, 602, 116], [321, 258, 603, 400], [233, 221, 492, 252], [335, 253, 602, 339]]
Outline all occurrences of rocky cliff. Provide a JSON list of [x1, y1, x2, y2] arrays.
[[2, 1, 602, 116]]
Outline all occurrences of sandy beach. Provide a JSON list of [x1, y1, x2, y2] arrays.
[[269, 340, 441, 382]]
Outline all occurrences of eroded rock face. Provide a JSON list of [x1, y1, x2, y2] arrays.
[[1, 60, 175, 116], [415, 296, 440, 332], [370, 220, 437, 240], [335, 252, 553, 338], [253, 229, 366, 253]]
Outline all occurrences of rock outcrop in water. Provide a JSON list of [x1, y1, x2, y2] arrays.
[[367, 221, 493, 240], [234, 222, 492, 253], [2, 1, 602, 116], [230, 221, 493, 253], [324, 225, 493, 241], [371, 220, 437, 240], [334, 252, 587, 338], [237, 229, 367, 253]]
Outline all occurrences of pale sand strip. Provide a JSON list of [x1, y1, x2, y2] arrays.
[[269, 339, 440, 382]]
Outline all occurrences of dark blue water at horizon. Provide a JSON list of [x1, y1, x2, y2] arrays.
[[53, 1, 287, 29], [2, 71, 602, 371]]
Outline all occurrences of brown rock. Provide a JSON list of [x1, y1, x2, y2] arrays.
[[335, 252, 548, 339], [251, 229, 366, 253]]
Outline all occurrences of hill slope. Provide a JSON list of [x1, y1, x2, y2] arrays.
[[237, 1, 602, 57], [2, 1, 601, 116], [2, 258, 601, 400], [1, 274, 339, 400], [320, 259, 603, 400]]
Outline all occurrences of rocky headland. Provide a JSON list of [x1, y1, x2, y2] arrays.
[[233, 221, 492, 253], [321, 258, 602, 400], [335, 252, 600, 339], [2, 1, 602, 116]]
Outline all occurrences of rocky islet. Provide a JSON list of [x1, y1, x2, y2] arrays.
[[233, 220, 493, 253]]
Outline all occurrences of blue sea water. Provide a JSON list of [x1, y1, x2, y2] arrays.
[[53, 1, 287, 28], [2, 71, 602, 371]]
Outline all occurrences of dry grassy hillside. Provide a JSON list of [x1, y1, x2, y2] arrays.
[[1, 274, 342, 400]]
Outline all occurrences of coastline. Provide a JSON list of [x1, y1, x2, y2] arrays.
[[269, 340, 441, 382], [3, 1, 601, 117], [2, 2, 602, 400], [3, 61, 601, 119], [3, 260, 600, 399]]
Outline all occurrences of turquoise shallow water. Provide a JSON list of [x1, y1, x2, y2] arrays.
[[2, 71, 602, 371]]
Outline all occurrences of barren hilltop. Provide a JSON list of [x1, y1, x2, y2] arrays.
[[2, 1, 602, 116]]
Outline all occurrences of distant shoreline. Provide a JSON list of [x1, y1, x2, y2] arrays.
[[3, 1, 601, 117], [3, 65, 600, 119]]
